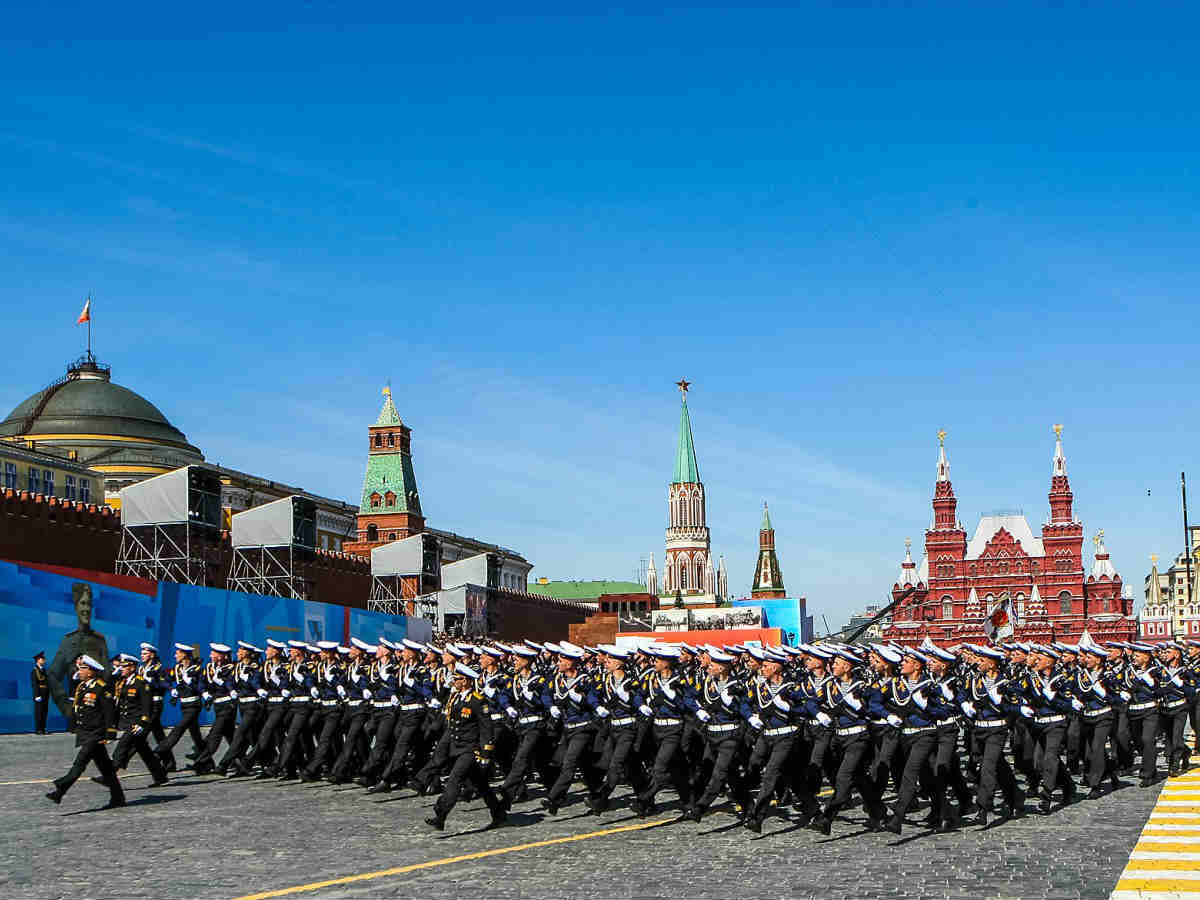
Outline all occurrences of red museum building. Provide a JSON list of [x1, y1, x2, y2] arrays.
[[882, 427, 1137, 647]]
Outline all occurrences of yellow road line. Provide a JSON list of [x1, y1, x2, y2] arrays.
[[1116, 878, 1200, 892], [234, 818, 675, 900], [0, 772, 156, 786]]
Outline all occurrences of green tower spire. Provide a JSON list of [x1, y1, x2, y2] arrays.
[[672, 380, 700, 484]]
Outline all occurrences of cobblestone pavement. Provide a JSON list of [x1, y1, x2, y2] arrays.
[[1, 732, 1164, 900]]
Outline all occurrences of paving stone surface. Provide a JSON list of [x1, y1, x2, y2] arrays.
[[1, 732, 1161, 899]]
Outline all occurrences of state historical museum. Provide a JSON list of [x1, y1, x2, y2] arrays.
[[883, 427, 1137, 647]]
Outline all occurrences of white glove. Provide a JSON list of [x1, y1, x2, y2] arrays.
[[748, 714, 764, 730], [638, 704, 653, 717], [843, 694, 862, 712], [885, 714, 903, 728], [567, 688, 582, 702], [256, 688, 268, 698], [403, 676, 415, 688], [815, 711, 833, 727], [912, 691, 927, 710], [773, 695, 791, 712], [390, 695, 399, 707], [1091, 681, 1107, 698], [695, 709, 710, 722], [282, 689, 292, 698], [202, 692, 212, 702], [960, 701, 976, 718], [506, 706, 518, 719], [522, 686, 535, 701], [719, 689, 734, 706], [986, 684, 1002, 705], [1119, 690, 1131, 701], [336, 685, 346, 698], [1019, 705, 1034, 718], [550, 705, 563, 719], [613, 685, 630, 702], [484, 685, 496, 698], [1070, 698, 1084, 711], [1138, 671, 1155, 687], [428, 698, 441, 709], [362, 689, 372, 700], [170, 688, 178, 699], [229, 690, 238, 700], [310, 687, 320, 700], [1041, 685, 1056, 701], [1172, 675, 1185, 688], [941, 683, 954, 701], [661, 683, 676, 700]]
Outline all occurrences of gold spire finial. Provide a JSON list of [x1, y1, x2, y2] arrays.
[[1151, 553, 1159, 564], [1053, 423, 1063, 438], [382, 385, 391, 397], [675, 378, 691, 397], [1093, 529, 1104, 547], [937, 429, 946, 445]]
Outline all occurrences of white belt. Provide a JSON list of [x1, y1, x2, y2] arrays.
[[268, 696, 287, 703], [239, 696, 261, 704], [565, 719, 593, 730], [609, 716, 635, 727], [1129, 700, 1157, 711], [902, 725, 937, 735], [372, 701, 394, 708], [490, 712, 506, 721], [290, 698, 309, 704], [1034, 715, 1065, 724], [973, 718, 1007, 729], [837, 725, 867, 737], [152, 695, 164, 702], [653, 717, 682, 726], [399, 702, 424, 711], [707, 722, 740, 733], [213, 696, 234, 704], [1083, 706, 1112, 717], [179, 696, 199, 705], [1164, 698, 1188, 710], [320, 700, 338, 707], [764, 725, 797, 737], [345, 700, 363, 707], [518, 715, 544, 725]]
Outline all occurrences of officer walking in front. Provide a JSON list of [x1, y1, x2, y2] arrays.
[[45, 654, 125, 808], [106, 653, 170, 787]]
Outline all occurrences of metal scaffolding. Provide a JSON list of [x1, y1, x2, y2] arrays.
[[228, 545, 311, 599], [115, 522, 213, 585]]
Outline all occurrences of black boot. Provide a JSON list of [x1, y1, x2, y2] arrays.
[[424, 815, 445, 831], [45, 788, 62, 805]]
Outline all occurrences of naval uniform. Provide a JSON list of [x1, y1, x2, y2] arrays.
[[155, 659, 206, 761], [428, 688, 505, 827], [50, 676, 124, 806], [193, 660, 237, 773], [218, 657, 266, 775], [110, 672, 168, 784], [31, 665, 49, 734]]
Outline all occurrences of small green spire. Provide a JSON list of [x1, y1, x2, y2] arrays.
[[761, 501, 772, 531], [375, 385, 401, 426], [672, 395, 701, 484]]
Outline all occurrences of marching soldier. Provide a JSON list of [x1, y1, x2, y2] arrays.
[[154, 643, 206, 766], [497, 644, 556, 809], [328, 638, 375, 783], [105, 653, 169, 787], [270, 641, 317, 779], [302, 641, 345, 782], [687, 648, 749, 822], [249, 639, 291, 775], [957, 644, 1023, 825], [218, 641, 266, 776], [1016, 645, 1077, 814], [370, 639, 433, 792], [1157, 641, 1197, 776], [137, 642, 171, 757], [45, 655, 124, 809], [587, 644, 648, 814], [542, 642, 603, 815], [192, 643, 237, 774]]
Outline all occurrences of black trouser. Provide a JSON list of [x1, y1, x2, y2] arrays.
[[55, 739, 124, 804], [33, 698, 48, 733], [1161, 705, 1190, 771], [1030, 721, 1073, 800], [412, 732, 452, 793], [1010, 720, 1037, 783], [433, 749, 503, 823], [638, 726, 693, 808], [747, 731, 796, 820], [893, 729, 937, 819], [112, 729, 168, 782], [868, 724, 898, 796], [1112, 703, 1133, 770], [1078, 713, 1114, 788], [695, 731, 748, 811], [1129, 713, 1159, 781], [823, 731, 882, 821], [500, 726, 557, 800], [251, 703, 289, 767], [362, 708, 397, 779], [304, 706, 344, 777], [972, 726, 1018, 811], [219, 702, 263, 770], [331, 707, 371, 779], [1190, 694, 1200, 753], [930, 723, 971, 819], [380, 716, 427, 783], [148, 698, 168, 747], [274, 705, 312, 774], [156, 703, 204, 757], [193, 702, 238, 769], [548, 727, 603, 805]]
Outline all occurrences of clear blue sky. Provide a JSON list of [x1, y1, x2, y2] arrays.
[[2, 3, 1197, 626]]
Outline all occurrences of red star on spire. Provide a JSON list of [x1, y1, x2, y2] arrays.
[[675, 378, 691, 396]]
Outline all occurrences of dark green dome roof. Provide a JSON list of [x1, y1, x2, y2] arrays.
[[0, 357, 203, 458]]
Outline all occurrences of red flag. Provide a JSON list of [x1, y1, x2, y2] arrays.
[[76, 297, 91, 325]]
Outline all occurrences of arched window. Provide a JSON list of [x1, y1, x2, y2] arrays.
[[941, 596, 953, 619], [370, 492, 382, 508], [693, 495, 702, 525], [1059, 592, 1072, 615], [373, 434, 382, 448], [388, 532, 396, 541], [366, 524, 379, 541], [387, 433, 395, 447], [680, 564, 689, 590], [384, 491, 396, 507]]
